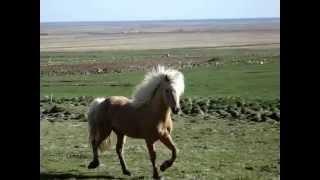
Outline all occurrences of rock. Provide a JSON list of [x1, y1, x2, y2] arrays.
[[191, 105, 204, 115], [229, 110, 240, 118], [79, 96, 86, 102], [203, 115, 212, 120], [60, 97, 67, 102], [249, 112, 262, 122], [209, 98, 217, 105], [266, 117, 276, 123], [239, 114, 247, 120], [74, 113, 86, 120], [70, 114, 77, 119], [209, 112, 220, 117], [200, 106, 208, 113], [245, 166, 254, 170], [197, 100, 207, 107], [217, 110, 230, 118], [53, 113, 64, 118], [241, 107, 255, 115], [249, 103, 261, 111], [269, 112, 280, 121], [181, 106, 192, 115], [44, 105, 65, 114], [64, 111, 71, 115], [236, 100, 245, 107], [261, 110, 273, 121]]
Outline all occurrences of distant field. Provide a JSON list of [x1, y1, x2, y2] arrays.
[[40, 46, 279, 65], [40, 47, 279, 100], [40, 19, 279, 52]]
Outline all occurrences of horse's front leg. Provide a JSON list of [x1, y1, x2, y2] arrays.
[[159, 132, 177, 172], [115, 133, 131, 176], [146, 140, 160, 179]]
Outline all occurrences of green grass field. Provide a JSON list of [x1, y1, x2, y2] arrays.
[[40, 47, 280, 180], [41, 62, 279, 99], [41, 47, 279, 100], [41, 117, 279, 180]]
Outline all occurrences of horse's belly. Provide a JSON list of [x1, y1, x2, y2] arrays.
[[111, 118, 143, 138], [108, 105, 163, 140], [112, 120, 157, 139], [125, 133, 145, 139], [113, 127, 145, 139]]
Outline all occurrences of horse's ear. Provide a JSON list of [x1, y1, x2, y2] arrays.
[[165, 75, 170, 82]]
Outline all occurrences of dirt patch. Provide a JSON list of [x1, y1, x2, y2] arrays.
[[40, 56, 218, 75]]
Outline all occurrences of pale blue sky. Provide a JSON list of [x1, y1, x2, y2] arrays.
[[41, 0, 279, 22]]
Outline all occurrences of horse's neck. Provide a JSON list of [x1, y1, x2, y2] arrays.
[[150, 87, 171, 119]]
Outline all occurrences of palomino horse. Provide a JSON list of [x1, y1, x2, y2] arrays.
[[87, 65, 185, 179]]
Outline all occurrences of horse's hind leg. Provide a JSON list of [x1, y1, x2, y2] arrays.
[[159, 133, 177, 172], [115, 132, 131, 176], [88, 128, 111, 169], [88, 139, 100, 169]]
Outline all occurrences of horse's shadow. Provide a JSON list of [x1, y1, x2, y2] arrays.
[[40, 172, 145, 180]]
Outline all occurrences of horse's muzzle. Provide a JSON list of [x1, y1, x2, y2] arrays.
[[172, 107, 180, 114]]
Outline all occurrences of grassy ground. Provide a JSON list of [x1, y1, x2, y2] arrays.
[[40, 116, 279, 180]]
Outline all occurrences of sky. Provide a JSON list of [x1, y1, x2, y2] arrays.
[[40, 0, 279, 22]]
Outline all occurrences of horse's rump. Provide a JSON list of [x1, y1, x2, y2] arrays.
[[87, 97, 112, 152], [87, 97, 106, 133]]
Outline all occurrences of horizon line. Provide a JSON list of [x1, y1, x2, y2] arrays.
[[40, 17, 280, 24]]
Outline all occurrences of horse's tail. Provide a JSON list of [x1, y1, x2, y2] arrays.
[[87, 97, 113, 153]]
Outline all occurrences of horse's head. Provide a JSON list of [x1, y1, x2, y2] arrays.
[[161, 74, 184, 114]]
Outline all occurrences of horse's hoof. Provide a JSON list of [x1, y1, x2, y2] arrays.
[[88, 161, 99, 169], [160, 164, 165, 171], [122, 169, 131, 176], [160, 160, 172, 172]]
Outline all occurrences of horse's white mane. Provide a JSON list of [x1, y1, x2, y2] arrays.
[[131, 65, 185, 108]]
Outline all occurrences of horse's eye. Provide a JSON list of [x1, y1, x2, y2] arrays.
[[166, 89, 170, 93]]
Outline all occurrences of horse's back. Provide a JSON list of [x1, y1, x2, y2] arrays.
[[108, 96, 131, 106]]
